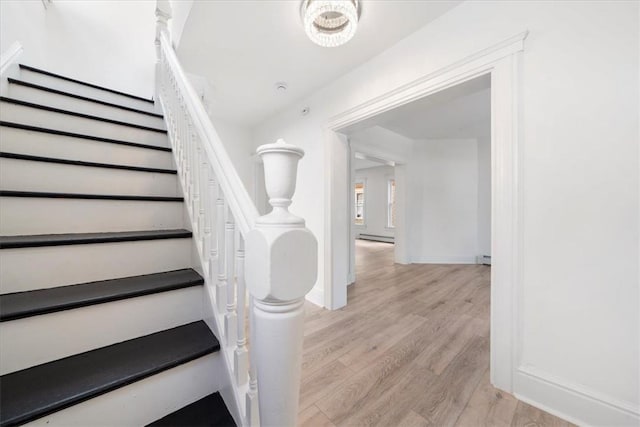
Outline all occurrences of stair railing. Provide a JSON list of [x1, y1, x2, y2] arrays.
[[154, 4, 317, 427]]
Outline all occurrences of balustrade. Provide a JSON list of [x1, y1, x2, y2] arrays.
[[155, 4, 316, 425]]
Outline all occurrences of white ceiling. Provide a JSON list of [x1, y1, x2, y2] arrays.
[[177, 0, 462, 126], [344, 74, 491, 140]]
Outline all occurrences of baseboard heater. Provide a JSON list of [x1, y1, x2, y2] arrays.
[[477, 255, 492, 265], [357, 234, 394, 244]]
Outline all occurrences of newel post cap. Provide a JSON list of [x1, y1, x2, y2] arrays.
[[245, 138, 317, 301]]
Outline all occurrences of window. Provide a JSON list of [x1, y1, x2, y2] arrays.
[[354, 181, 365, 225], [387, 178, 396, 228]]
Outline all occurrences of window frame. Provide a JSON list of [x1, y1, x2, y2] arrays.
[[386, 177, 396, 229], [354, 178, 366, 227]]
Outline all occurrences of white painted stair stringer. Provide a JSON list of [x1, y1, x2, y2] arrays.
[[22, 353, 225, 427], [7, 83, 165, 129], [0, 238, 192, 293], [18, 67, 157, 114], [0, 101, 168, 147], [0, 126, 174, 169], [0, 197, 184, 235], [0, 286, 204, 375], [0, 158, 179, 197]]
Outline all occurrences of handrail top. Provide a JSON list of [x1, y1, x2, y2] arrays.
[[159, 31, 259, 236]]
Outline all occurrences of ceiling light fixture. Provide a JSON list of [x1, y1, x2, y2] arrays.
[[301, 0, 360, 48]]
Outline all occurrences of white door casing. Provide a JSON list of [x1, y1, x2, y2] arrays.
[[323, 31, 528, 393]]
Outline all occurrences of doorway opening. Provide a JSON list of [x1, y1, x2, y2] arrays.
[[343, 74, 491, 292]]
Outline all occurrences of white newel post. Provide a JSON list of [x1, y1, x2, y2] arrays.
[[154, 0, 171, 109], [245, 139, 318, 427]]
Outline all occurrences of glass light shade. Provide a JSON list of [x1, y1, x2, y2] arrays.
[[302, 0, 359, 48]]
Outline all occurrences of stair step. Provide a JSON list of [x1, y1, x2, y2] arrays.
[[0, 269, 203, 321], [0, 190, 182, 202], [1, 238, 191, 293], [147, 393, 236, 427], [0, 121, 172, 152], [0, 229, 192, 249], [0, 97, 166, 133], [0, 152, 177, 174], [19, 64, 154, 104], [0, 321, 219, 426], [8, 78, 162, 118], [0, 155, 179, 196], [0, 100, 168, 147], [7, 79, 165, 131]]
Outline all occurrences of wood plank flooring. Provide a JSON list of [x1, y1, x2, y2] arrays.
[[298, 240, 573, 427]]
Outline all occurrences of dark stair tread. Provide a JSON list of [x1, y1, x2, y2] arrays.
[[0, 97, 166, 133], [0, 152, 177, 174], [0, 269, 203, 321], [0, 321, 219, 427], [0, 121, 172, 152], [147, 393, 236, 427], [0, 229, 192, 249], [8, 78, 164, 118], [0, 190, 183, 202], [19, 64, 155, 104]]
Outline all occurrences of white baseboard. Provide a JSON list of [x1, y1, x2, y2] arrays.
[[305, 286, 325, 308], [411, 255, 477, 264], [515, 366, 639, 426]]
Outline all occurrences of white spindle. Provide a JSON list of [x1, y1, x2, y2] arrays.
[[200, 158, 209, 253], [225, 209, 237, 346], [216, 185, 227, 316], [201, 163, 211, 264], [192, 142, 201, 236], [246, 295, 259, 426], [208, 173, 218, 280], [234, 234, 248, 386]]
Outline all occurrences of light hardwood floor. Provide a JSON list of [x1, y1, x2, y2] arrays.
[[298, 239, 573, 427]]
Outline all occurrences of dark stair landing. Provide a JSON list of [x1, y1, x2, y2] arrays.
[[148, 392, 236, 427]]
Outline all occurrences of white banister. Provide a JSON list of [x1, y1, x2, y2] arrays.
[[156, 6, 317, 426], [158, 31, 258, 235], [245, 140, 318, 426]]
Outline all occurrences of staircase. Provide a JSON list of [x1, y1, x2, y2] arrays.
[[0, 64, 236, 426]]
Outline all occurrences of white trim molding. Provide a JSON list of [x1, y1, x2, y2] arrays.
[[326, 31, 528, 130], [515, 367, 640, 426], [325, 31, 529, 395], [0, 41, 23, 77]]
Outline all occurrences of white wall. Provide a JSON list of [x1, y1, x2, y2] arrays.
[[169, 0, 194, 49], [209, 116, 256, 200], [252, 1, 639, 424], [408, 139, 478, 263], [0, 1, 156, 98], [354, 165, 394, 239]]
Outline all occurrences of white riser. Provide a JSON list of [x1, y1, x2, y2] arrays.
[[0, 198, 184, 235], [0, 238, 192, 293], [0, 126, 174, 169], [7, 84, 166, 130], [0, 102, 168, 148], [19, 68, 157, 114], [0, 158, 179, 196], [0, 286, 204, 375], [23, 353, 223, 427]]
